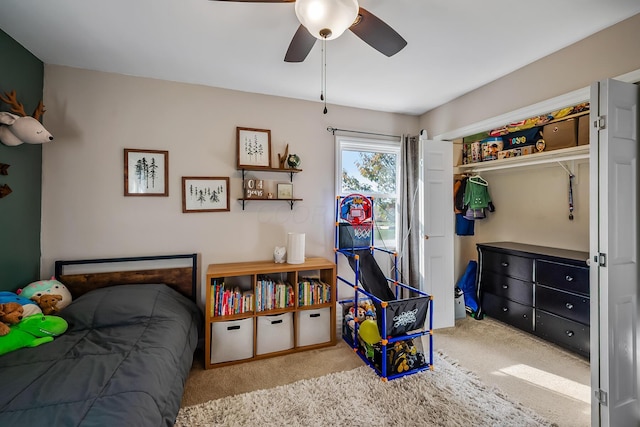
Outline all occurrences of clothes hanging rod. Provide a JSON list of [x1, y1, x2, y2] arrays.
[[326, 127, 400, 139]]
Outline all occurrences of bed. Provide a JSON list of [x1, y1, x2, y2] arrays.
[[0, 254, 202, 427]]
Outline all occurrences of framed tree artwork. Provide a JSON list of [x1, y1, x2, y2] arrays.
[[124, 149, 169, 196], [237, 127, 271, 169], [182, 176, 230, 213]]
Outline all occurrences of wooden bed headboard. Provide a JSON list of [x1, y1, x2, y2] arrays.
[[54, 254, 198, 302]]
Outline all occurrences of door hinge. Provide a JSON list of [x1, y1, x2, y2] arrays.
[[594, 115, 606, 130], [594, 253, 607, 267], [595, 389, 608, 406]]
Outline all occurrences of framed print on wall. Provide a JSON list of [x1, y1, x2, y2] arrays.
[[237, 127, 271, 169], [182, 176, 230, 213], [124, 149, 169, 196], [277, 183, 293, 199]]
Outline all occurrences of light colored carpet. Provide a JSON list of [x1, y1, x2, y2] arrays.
[[176, 351, 552, 427]]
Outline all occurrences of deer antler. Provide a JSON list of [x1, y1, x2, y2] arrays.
[[0, 90, 27, 117], [32, 101, 46, 121]]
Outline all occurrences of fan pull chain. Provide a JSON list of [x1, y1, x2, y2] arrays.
[[321, 37, 327, 114]]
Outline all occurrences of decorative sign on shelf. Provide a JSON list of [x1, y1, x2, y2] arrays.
[[244, 178, 266, 199]]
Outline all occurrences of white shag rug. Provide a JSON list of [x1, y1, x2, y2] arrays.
[[176, 351, 552, 427]]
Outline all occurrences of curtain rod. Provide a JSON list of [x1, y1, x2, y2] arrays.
[[326, 126, 400, 139]]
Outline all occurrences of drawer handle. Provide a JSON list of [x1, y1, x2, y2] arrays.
[[565, 275, 574, 282], [566, 330, 574, 337], [501, 262, 509, 267], [502, 307, 508, 312], [502, 284, 509, 289], [227, 325, 241, 331], [310, 313, 321, 318], [565, 303, 574, 310], [271, 319, 283, 325]]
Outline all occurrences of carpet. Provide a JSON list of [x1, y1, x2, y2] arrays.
[[175, 351, 553, 427]]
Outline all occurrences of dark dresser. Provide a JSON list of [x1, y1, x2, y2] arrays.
[[476, 242, 590, 357]]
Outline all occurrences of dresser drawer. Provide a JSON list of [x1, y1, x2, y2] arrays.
[[536, 260, 589, 295], [536, 285, 590, 325], [481, 293, 533, 332], [535, 310, 590, 356], [480, 271, 533, 306], [482, 251, 533, 281]]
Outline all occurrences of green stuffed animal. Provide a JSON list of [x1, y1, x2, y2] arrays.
[[0, 313, 68, 356]]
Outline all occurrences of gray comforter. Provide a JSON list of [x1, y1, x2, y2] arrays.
[[0, 284, 201, 427]]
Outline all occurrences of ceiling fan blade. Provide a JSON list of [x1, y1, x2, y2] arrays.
[[284, 25, 316, 62], [349, 7, 407, 57], [210, 1, 294, 3]]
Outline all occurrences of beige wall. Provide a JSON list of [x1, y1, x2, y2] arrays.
[[40, 66, 419, 305], [421, 13, 640, 137], [420, 13, 640, 275]]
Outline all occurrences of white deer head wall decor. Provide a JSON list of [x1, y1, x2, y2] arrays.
[[0, 90, 53, 146]]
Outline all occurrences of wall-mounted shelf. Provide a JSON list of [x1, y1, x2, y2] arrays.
[[239, 167, 303, 210], [238, 197, 302, 210], [240, 167, 302, 182], [455, 145, 589, 174]]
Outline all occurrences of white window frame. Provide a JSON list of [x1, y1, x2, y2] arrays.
[[335, 135, 402, 249]]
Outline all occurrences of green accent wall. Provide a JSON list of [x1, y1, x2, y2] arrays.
[[0, 28, 44, 291]]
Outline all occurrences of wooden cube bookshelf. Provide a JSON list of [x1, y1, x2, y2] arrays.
[[205, 257, 336, 369]]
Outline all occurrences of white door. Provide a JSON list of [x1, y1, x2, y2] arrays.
[[590, 78, 639, 426], [420, 138, 454, 329]]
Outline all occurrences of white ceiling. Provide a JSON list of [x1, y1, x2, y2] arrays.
[[1, 0, 639, 116]]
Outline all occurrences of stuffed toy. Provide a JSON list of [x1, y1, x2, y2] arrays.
[[0, 291, 42, 317], [0, 302, 24, 336], [17, 277, 72, 314], [31, 294, 63, 315], [0, 313, 68, 356], [0, 90, 53, 147], [273, 246, 286, 263]]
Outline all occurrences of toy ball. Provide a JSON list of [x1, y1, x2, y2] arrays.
[[359, 319, 381, 345]]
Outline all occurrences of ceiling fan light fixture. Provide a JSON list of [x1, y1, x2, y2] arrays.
[[295, 0, 359, 40]]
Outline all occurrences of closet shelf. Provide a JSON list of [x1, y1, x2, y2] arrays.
[[455, 145, 589, 173]]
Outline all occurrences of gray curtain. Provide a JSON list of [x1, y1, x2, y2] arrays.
[[398, 134, 421, 294]]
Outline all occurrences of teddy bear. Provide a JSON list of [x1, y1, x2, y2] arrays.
[[31, 294, 63, 315], [17, 277, 72, 314], [0, 302, 24, 336], [0, 291, 42, 317]]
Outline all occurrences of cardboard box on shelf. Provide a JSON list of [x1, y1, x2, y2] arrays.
[[543, 118, 578, 150], [497, 146, 534, 159], [578, 114, 589, 146]]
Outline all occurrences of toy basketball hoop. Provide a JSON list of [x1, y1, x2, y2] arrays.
[[340, 194, 372, 225], [339, 194, 373, 248]]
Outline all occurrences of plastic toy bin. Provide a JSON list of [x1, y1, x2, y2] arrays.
[[256, 312, 294, 355], [210, 317, 254, 364], [296, 307, 331, 347]]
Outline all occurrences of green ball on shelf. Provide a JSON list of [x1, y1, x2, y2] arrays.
[[287, 154, 300, 169]]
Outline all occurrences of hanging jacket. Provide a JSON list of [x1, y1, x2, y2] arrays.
[[463, 179, 492, 210], [454, 177, 468, 213]]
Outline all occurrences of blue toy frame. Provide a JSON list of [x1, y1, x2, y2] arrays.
[[335, 195, 434, 381]]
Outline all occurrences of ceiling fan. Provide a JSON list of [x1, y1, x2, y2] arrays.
[[211, 0, 407, 62]]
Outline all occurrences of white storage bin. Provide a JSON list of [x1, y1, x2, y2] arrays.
[[296, 307, 331, 347], [210, 317, 254, 364], [256, 312, 294, 355]]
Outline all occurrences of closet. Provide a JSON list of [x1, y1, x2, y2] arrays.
[[426, 77, 639, 426]]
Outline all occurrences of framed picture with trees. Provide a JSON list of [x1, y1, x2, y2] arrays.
[[237, 127, 271, 168], [124, 149, 169, 196], [182, 176, 230, 213]]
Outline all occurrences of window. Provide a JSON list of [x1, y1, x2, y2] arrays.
[[336, 136, 401, 249]]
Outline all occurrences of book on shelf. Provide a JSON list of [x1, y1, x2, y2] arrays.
[[298, 277, 331, 306], [210, 280, 253, 316], [256, 276, 294, 311]]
